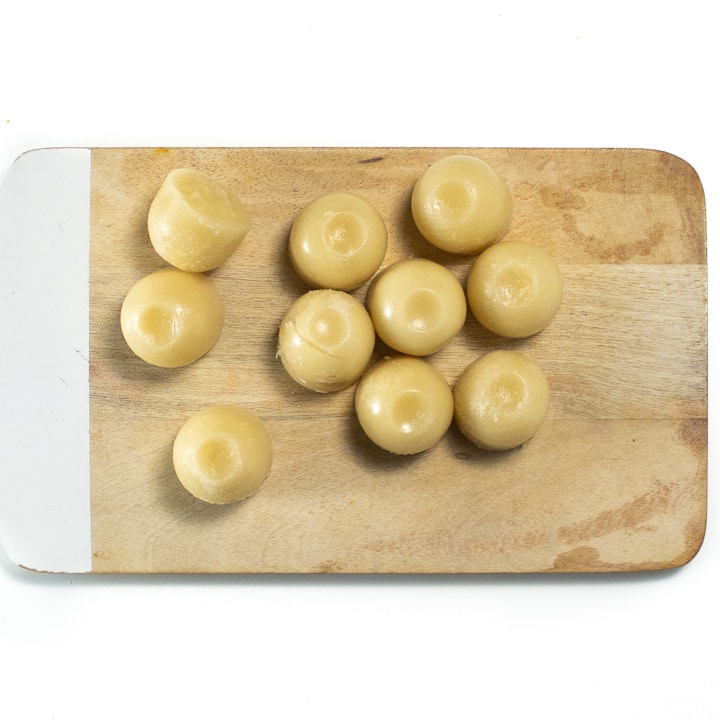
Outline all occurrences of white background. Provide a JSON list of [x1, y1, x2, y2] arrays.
[[1, 1, 717, 718]]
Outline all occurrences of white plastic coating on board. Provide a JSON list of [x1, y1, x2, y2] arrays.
[[0, 148, 92, 572]]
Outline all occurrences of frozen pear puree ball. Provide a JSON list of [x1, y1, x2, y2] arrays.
[[467, 240, 563, 338], [411, 155, 513, 254], [173, 405, 273, 505], [367, 258, 466, 356], [120, 267, 224, 368], [148, 168, 251, 272], [454, 350, 550, 451], [355, 355, 454, 455], [278, 289, 375, 393], [289, 192, 388, 290]]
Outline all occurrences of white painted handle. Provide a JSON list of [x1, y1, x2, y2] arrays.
[[0, 148, 92, 572]]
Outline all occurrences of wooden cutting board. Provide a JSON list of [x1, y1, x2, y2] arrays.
[[85, 147, 706, 573]]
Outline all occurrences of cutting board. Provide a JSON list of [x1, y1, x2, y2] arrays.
[[0, 147, 707, 573]]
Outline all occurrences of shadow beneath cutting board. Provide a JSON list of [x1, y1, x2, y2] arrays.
[[1, 441, 705, 588], [0, 543, 695, 587]]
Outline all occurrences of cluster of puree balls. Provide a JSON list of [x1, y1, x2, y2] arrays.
[[277, 154, 563, 456], [119, 157, 563, 505], [119, 167, 273, 506]]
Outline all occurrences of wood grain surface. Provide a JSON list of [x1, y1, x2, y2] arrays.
[[88, 147, 707, 573]]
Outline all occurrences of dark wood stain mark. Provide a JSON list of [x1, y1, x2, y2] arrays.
[[599, 221, 666, 263], [358, 156, 385, 165], [676, 418, 708, 462], [549, 542, 701, 573], [315, 560, 345, 573], [558, 481, 673, 545], [549, 510, 706, 571], [551, 546, 604, 571], [678, 513, 707, 564], [540, 185, 585, 210]]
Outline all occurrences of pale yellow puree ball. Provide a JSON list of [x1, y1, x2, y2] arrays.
[[148, 168, 251, 272], [355, 355, 454, 455], [289, 192, 388, 291], [120, 267, 224, 368], [366, 258, 466, 356], [173, 405, 273, 505], [278, 289, 376, 393], [411, 155, 512, 255], [466, 240, 563, 338], [453, 350, 550, 451]]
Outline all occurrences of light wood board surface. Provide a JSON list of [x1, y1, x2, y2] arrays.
[[88, 147, 707, 573]]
